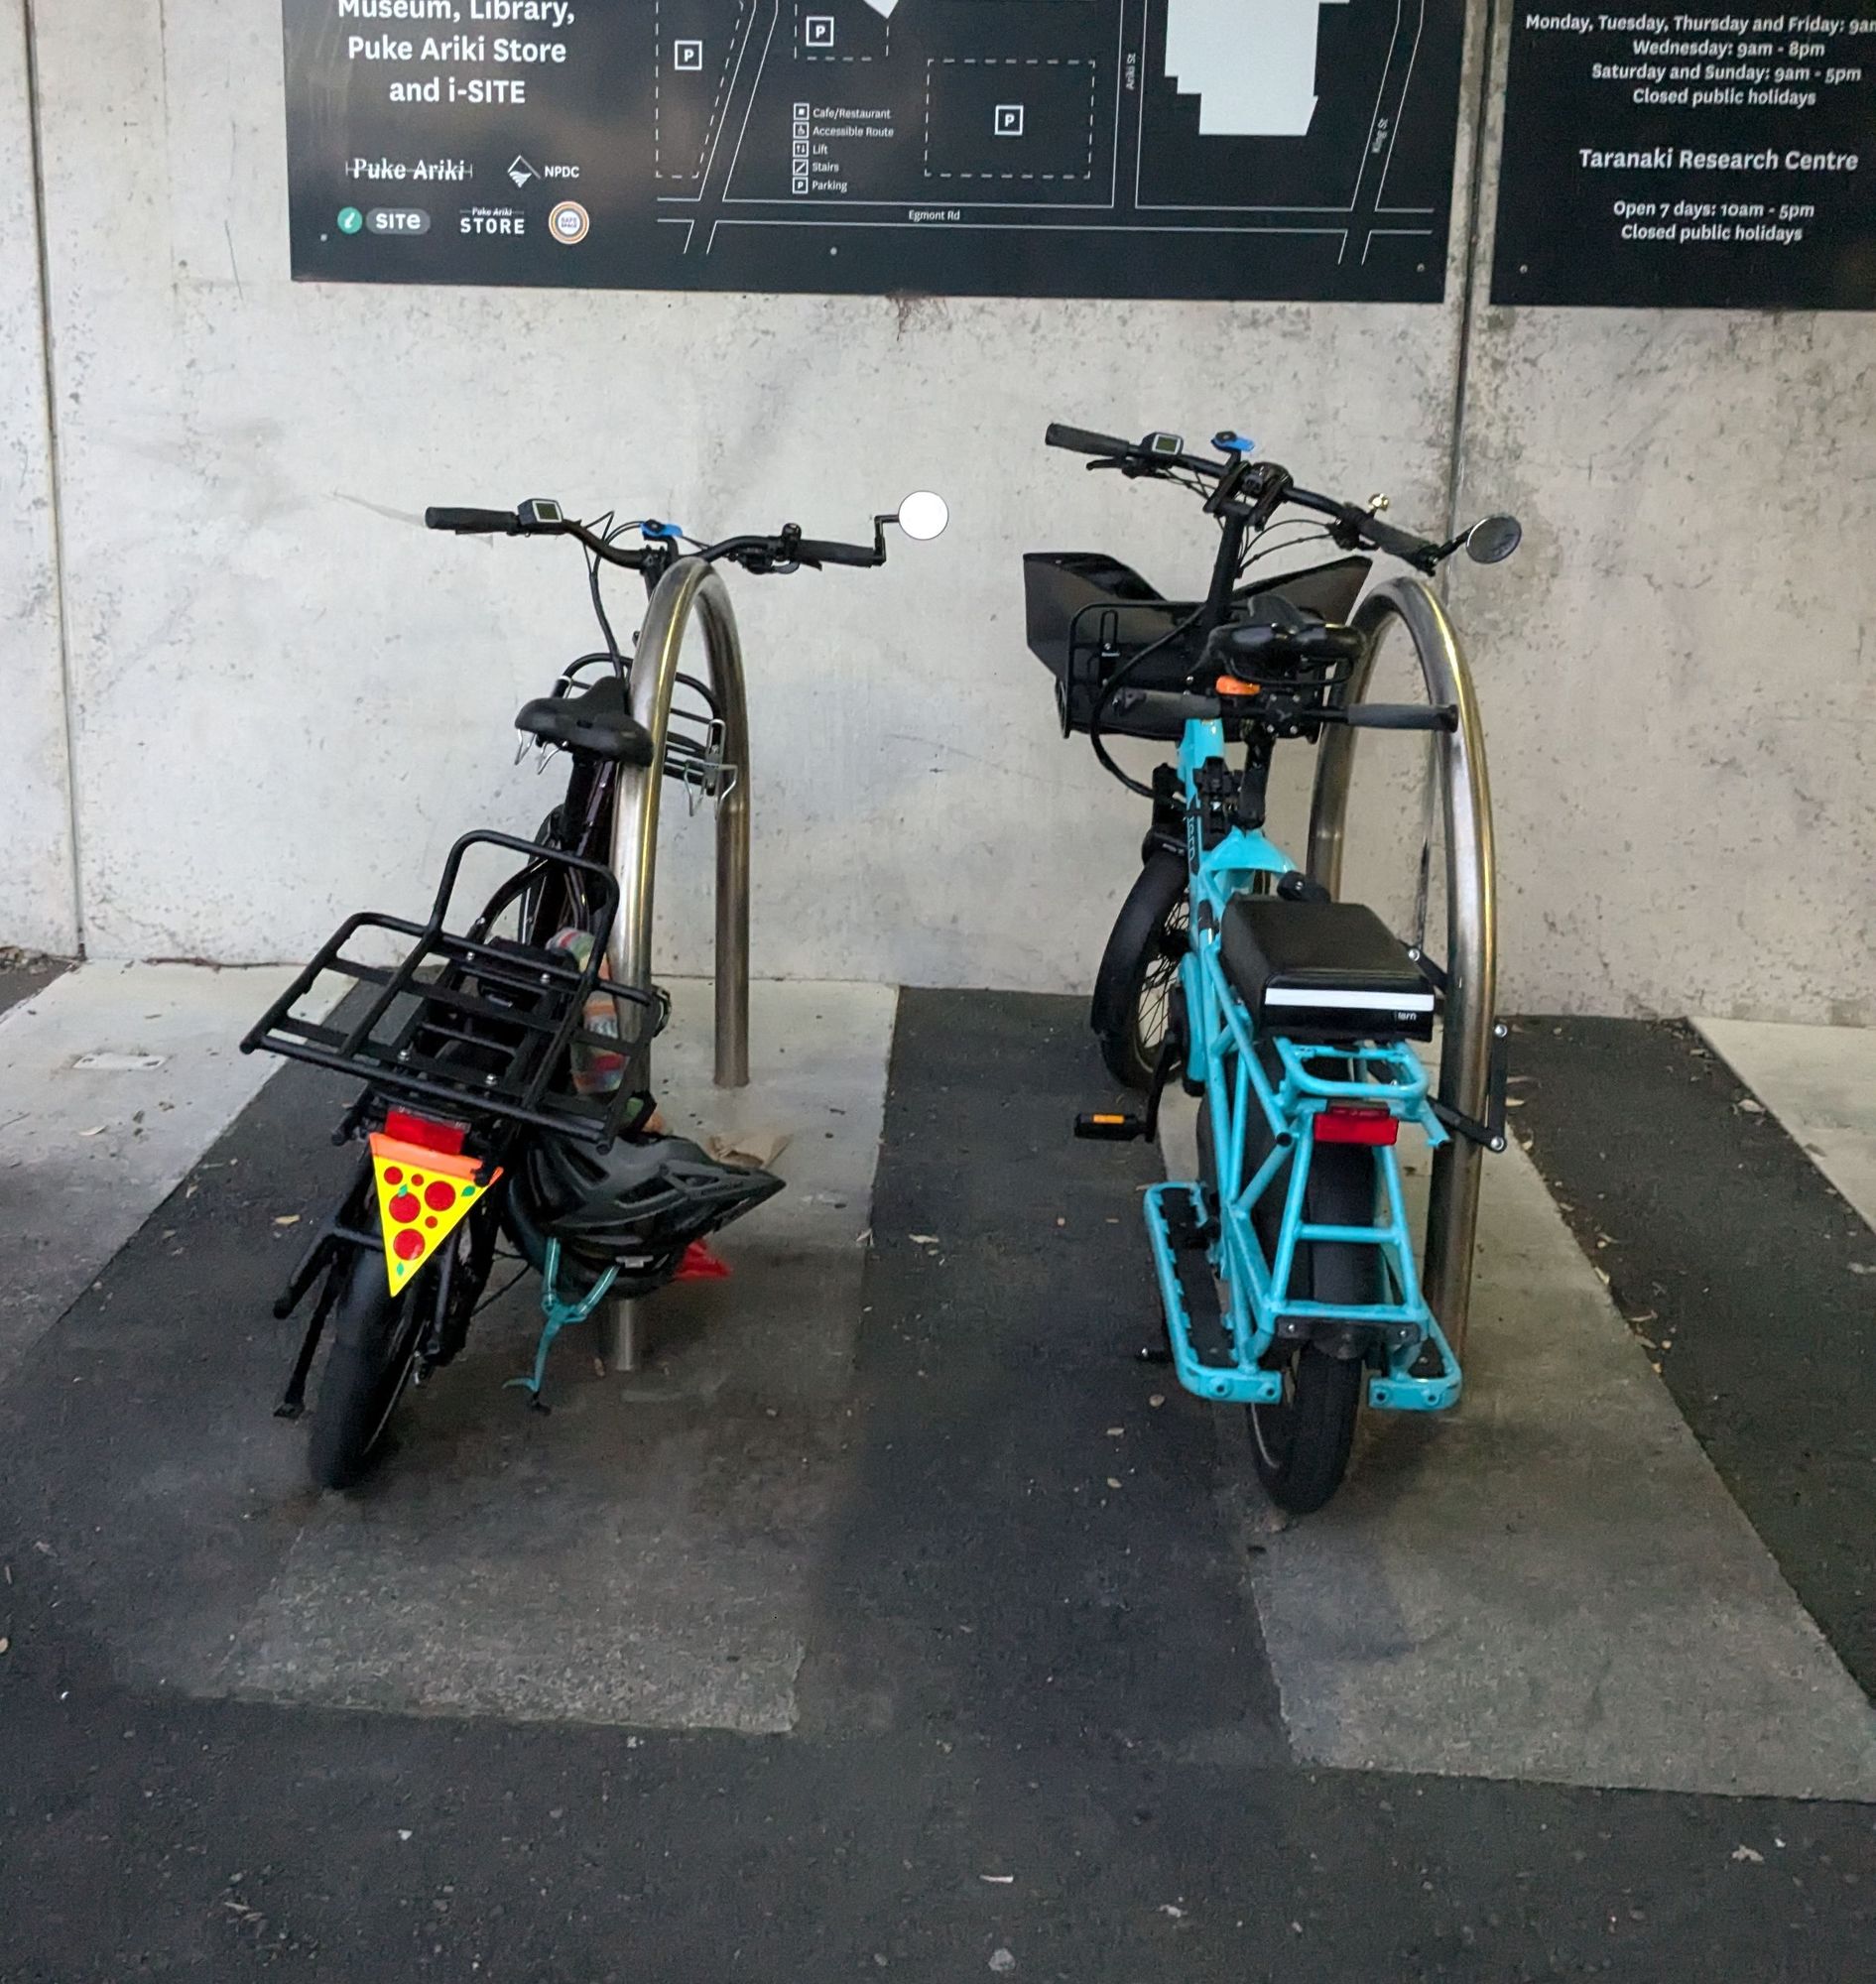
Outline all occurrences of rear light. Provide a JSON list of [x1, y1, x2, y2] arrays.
[[1316, 1103, 1399, 1146], [383, 1106, 469, 1157]]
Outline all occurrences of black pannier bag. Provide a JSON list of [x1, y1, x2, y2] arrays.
[[1023, 552, 1372, 740]]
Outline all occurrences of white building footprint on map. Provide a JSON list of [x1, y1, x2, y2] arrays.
[[1165, 0, 1349, 137]]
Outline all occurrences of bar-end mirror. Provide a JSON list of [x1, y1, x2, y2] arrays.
[[1463, 513, 1522, 563], [895, 491, 949, 542]]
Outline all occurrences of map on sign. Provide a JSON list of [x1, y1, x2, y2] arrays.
[[283, 0, 1464, 300]]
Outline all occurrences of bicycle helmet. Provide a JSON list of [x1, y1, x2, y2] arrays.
[[505, 1130, 784, 1294]]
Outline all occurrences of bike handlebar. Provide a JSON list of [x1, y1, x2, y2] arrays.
[[425, 506, 522, 535], [792, 536, 881, 568], [1340, 701, 1458, 732], [1043, 422, 1455, 571], [424, 504, 885, 573], [1282, 488, 1447, 571], [1045, 422, 1135, 458]]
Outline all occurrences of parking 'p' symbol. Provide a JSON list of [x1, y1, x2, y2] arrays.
[[994, 103, 1025, 137], [674, 38, 703, 68]]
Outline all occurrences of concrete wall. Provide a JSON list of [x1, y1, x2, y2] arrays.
[[8, 0, 1874, 1021], [1448, 9, 1876, 1023], [0, 0, 76, 957], [23, 0, 1472, 994]]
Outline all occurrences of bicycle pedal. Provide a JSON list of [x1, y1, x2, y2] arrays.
[[1074, 1111, 1149, 1142]]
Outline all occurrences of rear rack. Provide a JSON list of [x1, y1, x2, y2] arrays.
[[241, 830, 662, 1150]]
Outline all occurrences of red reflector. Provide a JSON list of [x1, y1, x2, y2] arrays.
[[383, 1106, 469, 1157], [1317, 1104, 1399, 1146]]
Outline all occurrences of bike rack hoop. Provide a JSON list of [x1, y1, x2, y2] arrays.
[[607, 557, 752, 1092], [1303, 576, 1497, 1357]]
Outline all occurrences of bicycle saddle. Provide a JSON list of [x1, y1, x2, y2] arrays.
[[515, 676, 656, 766], [1205, 598, 1365, 674]]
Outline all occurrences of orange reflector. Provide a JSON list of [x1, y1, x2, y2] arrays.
[[368, 1132, 501, 1295], [1215, 676, 1261, 696], [1090, 1113, 1125, 1125]]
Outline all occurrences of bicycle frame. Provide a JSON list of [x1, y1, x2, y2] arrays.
[[1142, 712, 1462, 1414]]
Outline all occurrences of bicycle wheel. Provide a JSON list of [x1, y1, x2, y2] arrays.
[[1205, 1064, 1374, 1515], [307, 1242, 425, 1492], [1091, 852, 1188, 1091]]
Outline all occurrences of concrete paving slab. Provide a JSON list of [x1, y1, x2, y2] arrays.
[[0, 961, 324, 1389], [9, 994, 1876, 1983], [1161, 1090, 1876, 1799], [1695, 1017, 1876, 1234], [222, 978, 894, 1730], [1510, 1016, 1876, 1705]]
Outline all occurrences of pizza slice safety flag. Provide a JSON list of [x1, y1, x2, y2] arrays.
[[368, 1133, 501, 1295]]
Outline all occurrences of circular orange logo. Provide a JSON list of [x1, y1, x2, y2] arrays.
[[549, 199, 589, 245]]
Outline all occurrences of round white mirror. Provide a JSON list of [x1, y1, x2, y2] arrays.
[[1464, 513, 1523, 564], [896, 490, 949, 542]]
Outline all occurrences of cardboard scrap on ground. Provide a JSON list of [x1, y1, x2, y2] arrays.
[[704, 1128, 791, 1169]]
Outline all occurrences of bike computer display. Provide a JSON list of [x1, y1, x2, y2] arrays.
[[519, 498, 563, 528], [1143, 432, 1184, 457]]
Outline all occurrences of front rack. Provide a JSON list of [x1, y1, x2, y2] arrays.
[[241, 830, 663, 1150], [1023, 552, 1375, 740]]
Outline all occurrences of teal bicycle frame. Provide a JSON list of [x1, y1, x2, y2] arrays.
[[1142, 713, 1463, 1415]]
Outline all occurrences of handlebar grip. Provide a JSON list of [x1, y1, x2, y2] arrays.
[[1045, 422, 1135, 457], [1343, 702, 1457, 732], [1351, 509, 1442, 567], [793, 538, 881, 568], [425, 506, 519, 535]]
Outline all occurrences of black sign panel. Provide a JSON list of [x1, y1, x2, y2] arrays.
[[283, 0, 1464, 301], [1492, 5, 1876, 307]]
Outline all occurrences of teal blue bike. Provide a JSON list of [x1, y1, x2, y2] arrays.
[[1028, 422, 1520, 1511]]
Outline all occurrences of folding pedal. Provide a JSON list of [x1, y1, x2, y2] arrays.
[[1074, 1110, 1149, 1142]]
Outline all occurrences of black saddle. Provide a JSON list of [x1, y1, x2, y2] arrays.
[[515, 676, 655, 766], [1221, 898, 1435, 1043]]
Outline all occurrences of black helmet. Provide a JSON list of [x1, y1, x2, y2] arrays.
[[505, 1130, 783, 1292]]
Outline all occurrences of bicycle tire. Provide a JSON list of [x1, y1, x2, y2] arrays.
[[1091, 852, 1188, 1091], [1203, 1069, 1374, 1514], [307, 1243, 424, 1492]]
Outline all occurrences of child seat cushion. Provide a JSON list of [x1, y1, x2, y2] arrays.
[[1220, 898, 1436, 1042]]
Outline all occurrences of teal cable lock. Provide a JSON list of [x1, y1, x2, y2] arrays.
[[509, 1236, 617, 1407]]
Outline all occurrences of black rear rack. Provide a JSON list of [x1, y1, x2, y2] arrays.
[[241, 831, 662, 1150]]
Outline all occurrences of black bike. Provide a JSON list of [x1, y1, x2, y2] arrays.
[[244, 491, 945, 1489]]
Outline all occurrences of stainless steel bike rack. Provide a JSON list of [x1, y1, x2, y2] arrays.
[[607, 556, 752, 1090], [601, 556, 753, 1371], [1305, 576, 1498, 1358]]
